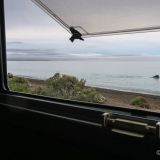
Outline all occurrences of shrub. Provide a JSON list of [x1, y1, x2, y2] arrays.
[[74, 88, 106, 103], [31, 86, 46, 95], [45, 73, 106, 103], [8, 76, 30, 93], [130, 96, 150, 109], [7, 73, 106, 104]]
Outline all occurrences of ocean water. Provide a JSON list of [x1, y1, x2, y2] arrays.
[[7, 60, 160, 95]]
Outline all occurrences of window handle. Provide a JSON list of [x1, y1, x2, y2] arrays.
[[102, 112, 159, 139], [111, 128, 145, 138]]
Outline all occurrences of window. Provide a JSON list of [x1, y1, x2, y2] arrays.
[[33, 0, 160, 36], [4, 0, 160, 113], [1, 2, 160, 158]]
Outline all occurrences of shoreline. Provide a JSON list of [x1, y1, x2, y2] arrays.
[[21, 75, 160, 96], [23, 77, 160, 112], [95, 87, 160, 111]]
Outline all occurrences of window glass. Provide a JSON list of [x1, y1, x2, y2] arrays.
[[5, 0, 160, 112]]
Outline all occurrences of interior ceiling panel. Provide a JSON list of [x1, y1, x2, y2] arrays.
[[32, 0, 160, 37]]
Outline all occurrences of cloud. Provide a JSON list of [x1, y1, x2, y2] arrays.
[[4, 0, 160, 58], [70, 53, 103, 58], [5, 0, 69, 41], [7, 41, 24, 44], [6, 28, 69, 41]]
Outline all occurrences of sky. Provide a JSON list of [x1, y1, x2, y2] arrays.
[[4, 0, 160, 60]]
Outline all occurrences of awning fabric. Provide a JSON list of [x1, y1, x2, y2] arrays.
[[32, 0, 160, 37]]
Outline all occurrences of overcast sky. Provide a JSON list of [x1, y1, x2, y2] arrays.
[[4, 0, 160, 60]]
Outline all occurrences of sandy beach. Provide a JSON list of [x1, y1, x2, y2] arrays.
[[26, 77, 160, 112], [95, 87, 160, 112]]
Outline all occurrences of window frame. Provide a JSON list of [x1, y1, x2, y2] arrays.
[[1, 0, 160, 128], [0, 1, 160, 158], [0, 0, 8, 92]]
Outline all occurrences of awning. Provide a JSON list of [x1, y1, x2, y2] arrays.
[[32, 0, 160, 37]]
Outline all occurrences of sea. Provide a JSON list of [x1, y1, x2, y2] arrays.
[[7, 60, 160, 95]]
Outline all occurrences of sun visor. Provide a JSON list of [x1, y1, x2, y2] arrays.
[[32, 0, 160, 37]]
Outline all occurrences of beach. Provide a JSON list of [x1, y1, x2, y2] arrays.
[[26, 77, 160, 112], [96, 87, 160, 111]]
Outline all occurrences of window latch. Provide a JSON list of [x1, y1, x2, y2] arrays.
[[102, 112, 159, 139]]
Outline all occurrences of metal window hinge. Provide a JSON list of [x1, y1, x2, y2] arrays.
[[102, 112, 159, 139]]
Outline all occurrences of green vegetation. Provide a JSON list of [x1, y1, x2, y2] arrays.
[[130, 96, 150, 109], [8, 75, 30, 93], [8, 73, 106, 104]]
